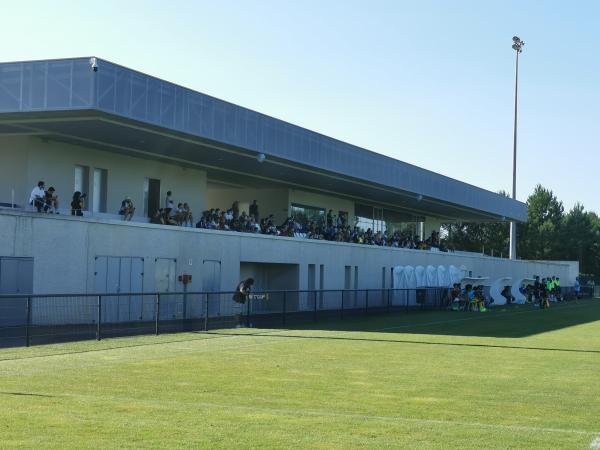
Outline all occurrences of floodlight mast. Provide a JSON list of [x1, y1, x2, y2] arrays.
[[509, 36, 524, 260]]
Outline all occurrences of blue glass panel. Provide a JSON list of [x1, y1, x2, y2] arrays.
[[97, 63, 117, 112], [130, 73, 147, 119], [172, 86, 185, 130], [71, 60, 93, 107], [146, 77, 161, 124], [114, 67, 132, 115], [30, 62, 47, 110], [0, 63, 21, 111], [159, 82, 175, 128]]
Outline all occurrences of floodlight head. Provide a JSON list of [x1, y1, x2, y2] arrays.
[[512, 36, 520, 43]]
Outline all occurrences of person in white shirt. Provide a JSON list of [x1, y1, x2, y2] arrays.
[[29, 181, 46, 212], [165, 191, 174, 215]]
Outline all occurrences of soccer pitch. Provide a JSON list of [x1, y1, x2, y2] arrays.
[[1, 301, 599, 449]]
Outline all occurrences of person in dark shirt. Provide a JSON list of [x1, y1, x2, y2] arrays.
[[232, 278, 254, 327], [249, 200, 259, 222]]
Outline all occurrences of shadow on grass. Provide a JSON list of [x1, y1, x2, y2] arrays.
[[0, 391, 55, 398], [230, 299, 600, 340]]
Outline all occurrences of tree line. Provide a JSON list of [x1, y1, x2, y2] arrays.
[[441, 185, 600, 276]]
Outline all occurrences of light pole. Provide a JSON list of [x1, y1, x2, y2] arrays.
[[509, 36, 524, 260]]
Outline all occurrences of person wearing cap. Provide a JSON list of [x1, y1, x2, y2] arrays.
[[29, 181, 46, 212], [119, 196, 135, 221]]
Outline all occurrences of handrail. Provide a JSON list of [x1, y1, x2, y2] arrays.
[[0, 287, 446, 300]]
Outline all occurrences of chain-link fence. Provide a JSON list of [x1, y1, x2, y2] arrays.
[[0, 288, 452, 348]]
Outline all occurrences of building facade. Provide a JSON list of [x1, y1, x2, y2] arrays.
[[0, 57, 577, 304]]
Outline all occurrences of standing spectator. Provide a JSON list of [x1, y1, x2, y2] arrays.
[[232, 201, 240, 220], [164, 191, 174, 216], [70, 191, 85, 216], [327, 209, 333, 227], [43, 186, 59, 213], [119, 196, 135, 221], [574, 277, 581, 299], [249, 200, 259, 222], [29, 181, 46, 212]]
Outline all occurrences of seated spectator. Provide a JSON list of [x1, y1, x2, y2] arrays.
[[501, 285, 515, 304], [29, 181, 46, 212], [182, 203, 193, 227], [174, 203, 185, 225], [43, 187, 59, 213], [151, 209, 166, 225], [70, 191, 86, 216], [119, 197, 135, 221]]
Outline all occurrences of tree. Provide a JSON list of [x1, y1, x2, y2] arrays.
[[560, 204, 600, 275], [518, 184, 564, 260]]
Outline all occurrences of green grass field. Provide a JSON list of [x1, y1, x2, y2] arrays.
[[1, 300, 599, 449]]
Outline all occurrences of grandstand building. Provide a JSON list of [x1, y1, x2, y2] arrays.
[[0, 57, 577, 299]]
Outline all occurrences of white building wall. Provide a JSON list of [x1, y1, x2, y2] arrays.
[[0, 211, 577, 297], [0, 136, 208, 219]]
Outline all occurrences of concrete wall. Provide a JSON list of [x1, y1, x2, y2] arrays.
[[0, 136, 208, 218], [0, 211, 577, 302]]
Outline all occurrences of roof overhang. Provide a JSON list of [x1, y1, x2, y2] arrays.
[[0, 57, 527, 222]]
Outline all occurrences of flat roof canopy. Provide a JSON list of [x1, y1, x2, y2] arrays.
[[0, 57, 527, 222]]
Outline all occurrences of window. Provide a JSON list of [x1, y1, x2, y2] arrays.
[[290, 203, 325, 226], [74, 165, 89, 211], [355, 203, 423, 234], [92, 168, 108, 213]]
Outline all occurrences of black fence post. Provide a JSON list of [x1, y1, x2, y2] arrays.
[[25, 296, 31, 347], [246, 296, 251, 328], [386, 289, 391, 314], [96, 295, 102, 341], [282, 291, 287, 326], [406, 289, 409, 312], [204, 293, 209, 331], [341, 290, 344, 319], [155, 293, 160, 336], [313, 290, 318, 322], [365, 289, 369, 315]]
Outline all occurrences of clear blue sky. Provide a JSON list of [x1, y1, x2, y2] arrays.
[[3, 0, 599, 213]]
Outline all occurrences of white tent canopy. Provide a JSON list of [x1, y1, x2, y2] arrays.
[[490, 277, 512, 305], [426, 265, 438, 287], [437, 265, 450, 287], [512, 278, 536, 304], [415, 265, 425, 287]]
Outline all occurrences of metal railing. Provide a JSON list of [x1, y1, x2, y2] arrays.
[[0, 288, 449, 348]]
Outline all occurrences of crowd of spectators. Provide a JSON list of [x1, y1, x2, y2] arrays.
[[26, 184, 447, 252], [194, 201, 448, 252]]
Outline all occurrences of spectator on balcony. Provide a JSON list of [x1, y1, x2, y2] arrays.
[[232, 201, 240, 220], [181, 202, 193, 227], [118, 196, 135, 221], [29, 181, 46, 212], [165, 191, 174, 216], [249, 200, 259, 222], [151, 208, 165, 225], [70, 191, 85, 216], [43, 186, 59, 213]]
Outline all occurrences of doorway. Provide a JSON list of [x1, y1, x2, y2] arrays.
[[146, 178, 161, 218]]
